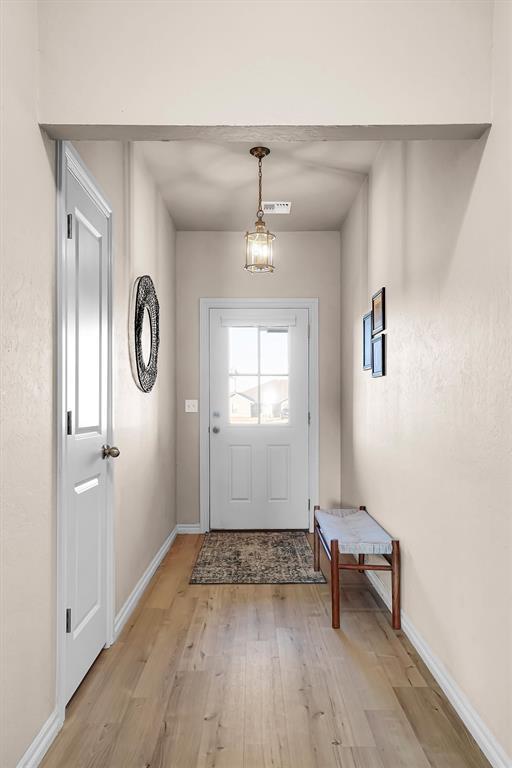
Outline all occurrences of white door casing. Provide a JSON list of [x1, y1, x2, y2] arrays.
[[209, 307, 310, 530], [57, 143, 114, 709]]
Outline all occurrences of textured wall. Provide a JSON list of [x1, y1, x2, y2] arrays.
[[37, 1, 493, 128], [175, 231, 341, 525], [339, 5, 512, 756], [0, 3, 56, 766]]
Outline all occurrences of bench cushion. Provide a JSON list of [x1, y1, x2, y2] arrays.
[[316, 508, 393, 555]]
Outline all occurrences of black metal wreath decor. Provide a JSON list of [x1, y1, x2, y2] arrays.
[[134, 275, 160, 392]]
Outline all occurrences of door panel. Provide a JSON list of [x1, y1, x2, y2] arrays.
[[75, 214, 102, 432], [64, 165, 110, 703], [73, 476, 101, 631], [230, 445, 252, 501], [210, 308, 309, 529], [267, 445, 290, 501]]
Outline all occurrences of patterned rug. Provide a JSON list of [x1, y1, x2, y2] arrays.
[[190, 531, 326, 584]]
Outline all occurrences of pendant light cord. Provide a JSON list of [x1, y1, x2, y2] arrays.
[[257, 157, 264, 220]]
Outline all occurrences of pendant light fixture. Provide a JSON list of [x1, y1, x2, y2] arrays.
[[244, 147, 276, 273]]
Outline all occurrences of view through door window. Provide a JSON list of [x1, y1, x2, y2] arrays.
[[228, 327, 289, 425]]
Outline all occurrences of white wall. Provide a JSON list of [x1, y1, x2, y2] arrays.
[[176, 231, 341, 525], [0, 4, 56, 767], [74, 142, 177, 611], [339, 4, 512, 762], [37, 1, 493, 129]]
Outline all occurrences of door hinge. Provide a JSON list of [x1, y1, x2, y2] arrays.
[[308, 324, 310, 339], [308, 411, 311, 426], [308, 498, 311, 511], [66, 410, 73, 435], [67, 213, 73, 239], [66, 608, 72, 633]]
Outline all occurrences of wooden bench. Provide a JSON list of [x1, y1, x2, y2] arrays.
[[314, 505, 401, 630]]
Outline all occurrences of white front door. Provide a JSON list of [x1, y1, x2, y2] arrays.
[[63, 158, 112, 703], [209, 307, 309, 529]]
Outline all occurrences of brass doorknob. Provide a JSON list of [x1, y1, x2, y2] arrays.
[[102, 445, 120, 459]]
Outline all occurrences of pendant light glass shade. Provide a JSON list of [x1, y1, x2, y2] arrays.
[[245, 219, 275, 273], [244, 146, 276, 273]]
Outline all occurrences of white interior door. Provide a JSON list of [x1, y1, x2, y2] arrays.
[[209, 307, 309, 529], [64, 162, 112, 703]]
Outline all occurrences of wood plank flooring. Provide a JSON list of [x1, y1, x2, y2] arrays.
[[42, 534, 491, 768]]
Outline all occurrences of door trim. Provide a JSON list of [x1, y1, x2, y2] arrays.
[[199, 298, 319, 533], [56, 141, 114, 723]]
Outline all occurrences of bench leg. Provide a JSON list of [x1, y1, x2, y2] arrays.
[[391, 540, 401, 630], [330, 539, 340, 629], [313, 506, 320, 571], [358, 509, 366, 573]]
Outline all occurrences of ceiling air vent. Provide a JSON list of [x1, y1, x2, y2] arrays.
[[262, 201, 292, 214]]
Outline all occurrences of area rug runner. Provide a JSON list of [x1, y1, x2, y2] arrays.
[[190, 531, 326, 584]]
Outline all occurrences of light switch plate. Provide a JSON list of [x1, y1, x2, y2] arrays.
[[185, 399, 198, 413]]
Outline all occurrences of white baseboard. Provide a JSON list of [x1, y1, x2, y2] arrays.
[[365, 571, 511, 768], [16, 709, 63, 768], [114, 526, 177, 638], [176, 523, 202, 534]]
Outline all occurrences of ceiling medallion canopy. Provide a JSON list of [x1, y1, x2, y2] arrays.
[[244, 146, 276, 274]]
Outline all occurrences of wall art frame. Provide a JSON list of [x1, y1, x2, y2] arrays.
[[372, 287, 386, 335], [371, 333, 385, 377], [363, 311, 372, 370]]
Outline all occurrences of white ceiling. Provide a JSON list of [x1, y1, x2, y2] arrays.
[[140, 140, 381, 231]]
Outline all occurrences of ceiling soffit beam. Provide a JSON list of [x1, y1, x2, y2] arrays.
[[41, 124, 490, 142]]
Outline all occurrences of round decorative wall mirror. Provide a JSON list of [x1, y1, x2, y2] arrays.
[[133, 275, 160, 392], [141, 307, 152, 367]]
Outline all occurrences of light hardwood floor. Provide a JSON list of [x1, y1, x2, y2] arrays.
[[42, 534, 490, 768]]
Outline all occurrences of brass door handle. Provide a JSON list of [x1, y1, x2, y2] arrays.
[[102, 445, 120, 459]]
